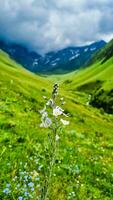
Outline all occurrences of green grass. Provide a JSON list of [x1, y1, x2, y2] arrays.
[[0, 50, 113, 200], [50, 56, 113, 113], [48, 52, 113, 90]]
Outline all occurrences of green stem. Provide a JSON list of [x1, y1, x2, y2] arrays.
[[0, 147, 6, 161], [44, 128, 58, 200]]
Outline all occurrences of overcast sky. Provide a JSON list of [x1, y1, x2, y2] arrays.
[[0, 0, 113, 53]]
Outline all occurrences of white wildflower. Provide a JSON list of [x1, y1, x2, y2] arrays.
[[55, 134, 60, 141], [60, 97, 64, 101], [41, 111, 48, 119], [39, 107, 46, 114], [53, 106, 64, 117], [60, 119, 70, 125], [46, 99, 53, 106], [46, 118, 52, 126], [43, 96, 47, 99], [62, 101, 66, 105], [40, 117, 52, 128], [40, 109, 52, 128]]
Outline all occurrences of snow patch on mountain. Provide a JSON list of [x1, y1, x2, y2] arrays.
[[44, 59, 50, 64], [84, 48, 88, 52], [90, 47, 96, 51], [33, 59, 38, 66], [69, 53, 80, 61], [51, 63, 57, 66], [52, 58, 60, 62]]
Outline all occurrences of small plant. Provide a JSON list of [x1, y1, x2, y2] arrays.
[[39, 83, 70, 199]]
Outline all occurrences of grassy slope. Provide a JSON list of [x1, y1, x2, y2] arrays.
[[50, 55, 113, 113], [0, 50, 113, 200], [59, 40, 113, 113], [57, 58, 113, 90]]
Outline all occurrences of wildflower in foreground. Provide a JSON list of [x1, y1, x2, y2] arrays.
[[24, 191, 29, 197], [6, 184, 10, 188], [18, 197, 24, 200], [39, 83, 70, 199], [40, 117, 52, 128], [60, 97, 64, 101], [55, 134, 60, 141], [35, 177, 40, 181], [3, 188, 10, 194], [46, 99, 53, 106], [43, 96, 47, 99], [40, 110, 52, 128], [53, 106, 64, 117], [28, 182, 34, 187], [60, 118, 70, 125], [39, 83, 69, 128]]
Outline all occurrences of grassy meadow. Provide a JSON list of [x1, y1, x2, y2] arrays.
[[0, 50, 113, 200]]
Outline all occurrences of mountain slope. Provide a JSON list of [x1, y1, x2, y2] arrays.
[[60, 39, 113, 113], [38, 40, 106, 73], [88, 39, 113, 65], [0, 50, 51, 94], [0, 39, 106, 73]]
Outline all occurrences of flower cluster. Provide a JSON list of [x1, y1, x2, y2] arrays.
[[39, 83, 69, 129], [39, 84, 70, 199], [40, 109, 52, 128], [3, 157, 43, 200]]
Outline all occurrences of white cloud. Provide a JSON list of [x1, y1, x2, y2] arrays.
[[0, 0, 113, 53]]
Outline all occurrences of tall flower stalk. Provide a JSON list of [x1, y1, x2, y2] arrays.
[[39, 84, 69, 200]]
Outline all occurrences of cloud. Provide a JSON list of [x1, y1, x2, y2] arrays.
[[0, 0, 113, 53]]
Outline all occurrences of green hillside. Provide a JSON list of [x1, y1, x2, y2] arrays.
[[0, 50, 113, 200], [60, 57, 113, 95], [59, 40, 113, 113], [88, 39, 113, 65]]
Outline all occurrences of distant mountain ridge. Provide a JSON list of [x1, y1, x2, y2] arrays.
[[0, 39, 106, 73]]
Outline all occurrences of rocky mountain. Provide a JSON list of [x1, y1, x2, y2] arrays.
[[0, 39, 106, 73]]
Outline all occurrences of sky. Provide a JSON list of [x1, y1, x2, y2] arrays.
[[0, 0, 113, 53]]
